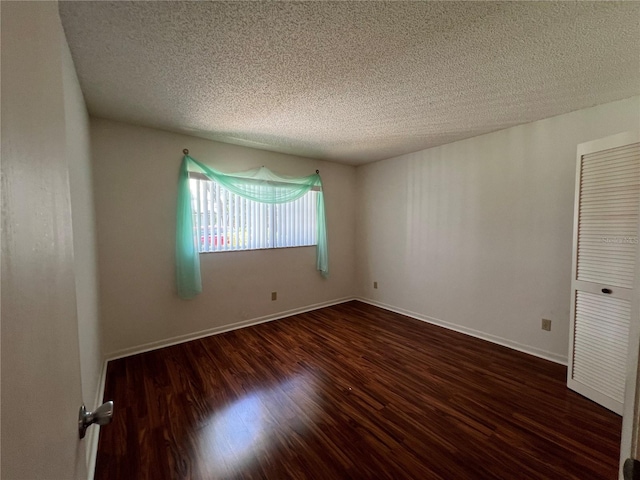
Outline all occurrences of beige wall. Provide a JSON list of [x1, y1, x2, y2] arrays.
[[91, 119, 357, 356], [1, 2, 94, 478], [356, 96, 640, 363]]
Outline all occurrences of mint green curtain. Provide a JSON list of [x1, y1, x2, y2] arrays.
[[176, 155, 328, 299]]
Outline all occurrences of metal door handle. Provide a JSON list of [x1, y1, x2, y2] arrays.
[[79, 401, 114, 439], [623, 458, 640, 480]]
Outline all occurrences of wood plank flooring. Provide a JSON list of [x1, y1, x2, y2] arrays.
[[96, 301, 621, 479]]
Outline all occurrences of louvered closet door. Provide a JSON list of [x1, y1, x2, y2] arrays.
[[568, 132, 640, 415]]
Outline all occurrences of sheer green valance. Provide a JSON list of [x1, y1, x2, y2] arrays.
[[176, 155, 328, 299]]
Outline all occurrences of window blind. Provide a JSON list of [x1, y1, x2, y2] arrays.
[[190, 178, 318, 252]]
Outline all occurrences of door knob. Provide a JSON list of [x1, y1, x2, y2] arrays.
[[78, 401, 114, 439], [623, 458, 640, 480]]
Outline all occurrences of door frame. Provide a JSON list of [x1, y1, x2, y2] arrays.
[[619, 131, 640, 477]]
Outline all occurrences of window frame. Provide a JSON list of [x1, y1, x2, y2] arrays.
[[188, 172, 320, 254]]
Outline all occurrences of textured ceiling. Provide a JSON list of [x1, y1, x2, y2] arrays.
[[59, 1, 640, 165]]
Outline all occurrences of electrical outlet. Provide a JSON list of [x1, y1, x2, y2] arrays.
[[374, 281, 378, 289], [271, 291, 277, 301], [541, 319, 552, 331]]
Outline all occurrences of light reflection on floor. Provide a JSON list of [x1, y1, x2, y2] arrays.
[[197, 374, 317, 477]]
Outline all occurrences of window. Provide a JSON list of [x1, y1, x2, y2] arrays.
[[189, 176, 318, 253], [177, 156, 328, 298]]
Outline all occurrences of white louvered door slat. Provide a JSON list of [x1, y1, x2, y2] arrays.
[[573, 291, 631, 406], [568, 133, 640, 415], [577, 143, 639, 289]]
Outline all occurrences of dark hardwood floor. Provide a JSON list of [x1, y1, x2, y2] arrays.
[[96, 301, 621, 480]]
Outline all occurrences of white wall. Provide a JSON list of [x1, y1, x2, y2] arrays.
[[91, 119, 357, 356], [356, 96, 640, 363], [61, 27, 103, 466], [1, 2, 96, 478]]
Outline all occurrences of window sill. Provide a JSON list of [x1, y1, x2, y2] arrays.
[[199, 244, 317, 254]]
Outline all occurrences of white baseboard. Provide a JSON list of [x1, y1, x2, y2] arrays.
[[356, 297, 568, 366], [87, 358, 108, 480], [105, 296, 356, 362]]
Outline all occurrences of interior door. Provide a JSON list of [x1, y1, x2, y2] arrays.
[[1, 2, 87, 479], [568, 132, 640, 415]]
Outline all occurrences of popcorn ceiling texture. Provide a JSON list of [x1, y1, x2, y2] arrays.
[[59, 1, 640, 165]]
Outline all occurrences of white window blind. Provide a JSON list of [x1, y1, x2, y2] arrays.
[[189, 177, 318, 252]]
